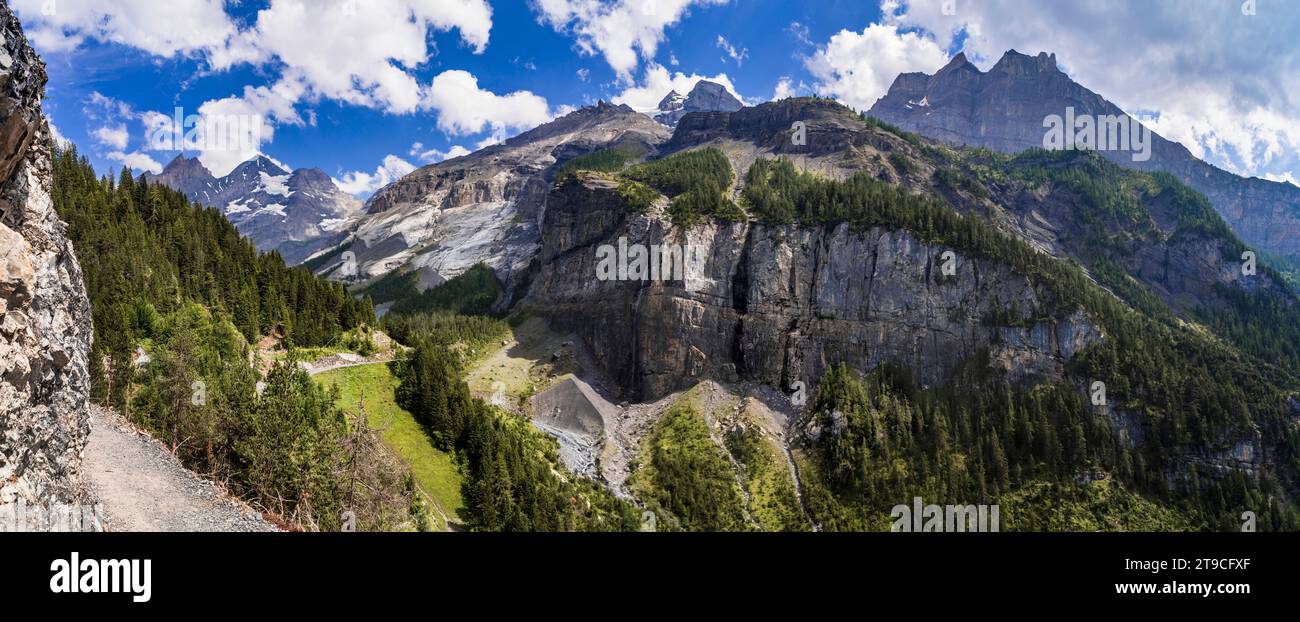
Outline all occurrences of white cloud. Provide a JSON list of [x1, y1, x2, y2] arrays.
[[409, 142, 472, 163], [531, 0, 730, 81], [21, 0, 495, 118], [805, 22, 949, 112], [611, 63, 744, 113], [881, 0, 1300, 193], [92, 125, 129, 150], [107, 151, 163, 174], [788, 21, 812, 47], [335, 155, 418, 196], [188, 96, 281, 176], [716, 35, 748, 65], [772, 77, 806, 101], [577, 68, 592, 82], [1263, 171, 1300, 188], [423, 70, 556, 136], [247, 0, 493, 114], [47, 120, 70, 149], [85, 92, 136, 121], [11, 0, 259, 67]]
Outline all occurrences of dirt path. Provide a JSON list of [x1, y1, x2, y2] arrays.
[[82, 406, 277, 532], [302, 353, 396, 376]]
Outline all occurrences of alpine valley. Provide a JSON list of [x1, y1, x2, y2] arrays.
[[9, 0, 1300, 533], [286, 62, 1300, 531]]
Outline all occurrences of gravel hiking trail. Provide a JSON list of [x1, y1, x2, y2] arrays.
[[83, 406, 277, 532]]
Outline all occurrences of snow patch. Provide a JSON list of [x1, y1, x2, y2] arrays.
[[259, 203, 287, 218], [320, 217, 351, 232], [259, 171, 293, 197]]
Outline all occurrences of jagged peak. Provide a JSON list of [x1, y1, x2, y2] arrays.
[[161, 154, 213, 176], [290, 167, 332, 184], [990, 49, 1060, 74], [936, 52, 978, 75], [231, 154, 289, 177], [588, 99, 635, 114], [658, 90, 685, 111]]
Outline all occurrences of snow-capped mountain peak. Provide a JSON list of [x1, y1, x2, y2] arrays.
[[146, 155, 361, 265]]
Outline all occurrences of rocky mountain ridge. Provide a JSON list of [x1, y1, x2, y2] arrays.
[[869, 49, 1300, 261], [512, 96, 1300, 505], [312, 100, 671, 305], [147, 154, 362, 265], [654, 80, 744, 127]]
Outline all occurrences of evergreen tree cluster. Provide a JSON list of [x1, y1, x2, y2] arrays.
[[51, 146, 373, 409], [803, 363, 1298, 532], [556, 146, 745, 226], [50, 146, 410, 530], [554, 144, 646, 183], [739, 156, 1300, 529]]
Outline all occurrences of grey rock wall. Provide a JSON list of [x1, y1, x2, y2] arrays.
[[0, 4, 94, 508]]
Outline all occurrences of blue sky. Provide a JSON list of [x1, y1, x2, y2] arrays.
[[16, 1, 1300, 196]]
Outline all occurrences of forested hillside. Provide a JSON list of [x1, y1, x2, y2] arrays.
[[740, 157, 1300, 529], [50, 146, 412, 531], [52, 146, 374, 409], [545, 133, 1300, 530]]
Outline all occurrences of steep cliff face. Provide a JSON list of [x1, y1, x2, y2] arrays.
[[0, 5, 93, 507], [869, 50, 1300, 260], [667, 99, 1294, 325], [526, 175, 1099, 401]]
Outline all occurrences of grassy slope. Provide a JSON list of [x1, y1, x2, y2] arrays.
[[316, 363, 464, 530], [629, 386, 751, 531], [463, 315, 578, 409], [728, 402, 808, 532]]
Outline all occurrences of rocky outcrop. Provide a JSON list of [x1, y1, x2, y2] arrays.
[[0, 5, 93, 508], [321, 101, 670, 305], [869, 49, 1300, 260], [525, 176, 1099, 401], [655, 80, 744, 127]]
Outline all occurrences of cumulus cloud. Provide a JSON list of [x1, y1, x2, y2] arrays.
[[880, 0, 1300, 191], [92, 125, 129, 150], [11, 0, 249, 62], [335, 155, 418, 196], [106, 151, 163, 174], [190, 94, 285, 176], [423, 70, 557, 136], [410, 142, 472, 163], [531, 0, 730, 81], [611, 63, 744, 112], [19, 0, 499, 123], [136, 82, 299, 176], [805, 22, 949, 112], [772, 76, 807, 101], [246, 0, 493, 114], [25, 1, 563, 165], [47, 120, 70, 149]]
